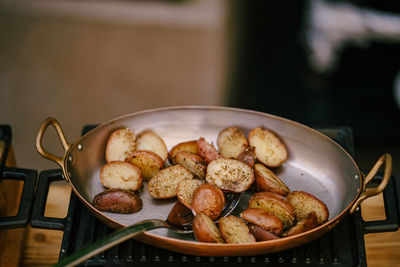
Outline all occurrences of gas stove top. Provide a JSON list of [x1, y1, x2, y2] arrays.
[[28, 125, 400, 266]]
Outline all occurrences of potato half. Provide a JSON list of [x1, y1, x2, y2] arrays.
[[100, 161, 142, 191], [248, 127, 288, 168], [105, 128, 136, 163], [147, 165, 193, 199], [206, 158, 254, 193], [136, 130, 168, 162], [248, 192, 295, 229]]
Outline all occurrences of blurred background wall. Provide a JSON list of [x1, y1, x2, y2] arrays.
[[0, 0, 229, 171], [1, 0, 400, 172]]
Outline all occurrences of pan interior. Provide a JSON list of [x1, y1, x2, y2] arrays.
[[65, 107, 360, 240]]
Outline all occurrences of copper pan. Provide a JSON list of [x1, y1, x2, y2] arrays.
[[35, 106, 392, 256]]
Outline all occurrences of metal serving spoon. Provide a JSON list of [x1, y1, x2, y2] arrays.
[[54, 193, 242, 267]]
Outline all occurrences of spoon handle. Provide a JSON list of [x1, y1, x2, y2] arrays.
[[54, 219, 167, 267]]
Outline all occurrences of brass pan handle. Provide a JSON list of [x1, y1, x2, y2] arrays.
[[350, 153, 392, 214], [36, 117, 70, 169]]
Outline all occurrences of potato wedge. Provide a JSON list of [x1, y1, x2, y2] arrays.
[[136, 130, 168, 162], [235, 146, 256, 167], [176, 179, 205, 209], [147, 165, 193, 199], [254, 163, 290, 195], [169, 140, 199, 164], [248, 224, 280, 241], [191, 183, 225, 220], [206, 158, 254, 193], [100, 161, 142, 191], [173, 151, 206, 179], [217, 126, 248, 159], [193, 212, 225, 243], [241, 208, 283, 235], [105, 128, 136, 163], [125, 150, 163, 181], [248, 127, 288, 167], [219, 215, 256, 244], [286, 191, 329, 224], [197, 137, 221, 164], [248, 192, 295, 229], [283, 212, 319, 237], [93, 189, 142, 214]]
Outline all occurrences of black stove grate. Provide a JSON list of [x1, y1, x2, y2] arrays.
[[55, 126, 367, 266]]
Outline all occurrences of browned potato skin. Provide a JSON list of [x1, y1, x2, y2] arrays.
[[287, 191, 329, 225], [93, 189, 142, 214], [173, 151, 206, 179], [167, 201, 194, 226], [248, 192, 295, 229], [168, 140, 199, 164], [191, 183, 225, 220], [248, 224, 280, 241], [235, 146, 256, 167], [197, 137, 222, 164], [193, 212, 224, 243], [125, 150, 164, 181], [241, 208, 283, 235], [254, 163, 290, 196], [283, 212, 319, 237]]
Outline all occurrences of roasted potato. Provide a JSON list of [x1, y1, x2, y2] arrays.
[[147, 165, 193, 199], [217, 126, 248, 159], [176, 178, 205, 209], [173, 151, 206, 179], [93, 189, 142, 214], [169, 140, 199, 164], [241, 208, 283, 235], [286, 191, 329, 225], [248, 224, 280, 241], [193, 212, 225, 243], [100, 161, 142, 191], [105, 128, 136, 163], [219, 215, 256, 244], [248, 192, 295, 229], [283, 212, 319, 237], [136, 130, 168, 162], [125, 150, 163, 181], [197, 137, 221, 164], [206, 158, 254, 193], [248, 127, 288, 168], [235, 146, 256, 167], [191, 183, 225, 220], [254, 163, 290, 196]]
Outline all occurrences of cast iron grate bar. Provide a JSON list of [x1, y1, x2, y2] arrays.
[[58, 126, 366, 266]]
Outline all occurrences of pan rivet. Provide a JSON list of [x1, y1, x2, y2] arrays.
[[68, 156, 73, 162], [355, 174, 359, 180], [78, 144, 83, 151]]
